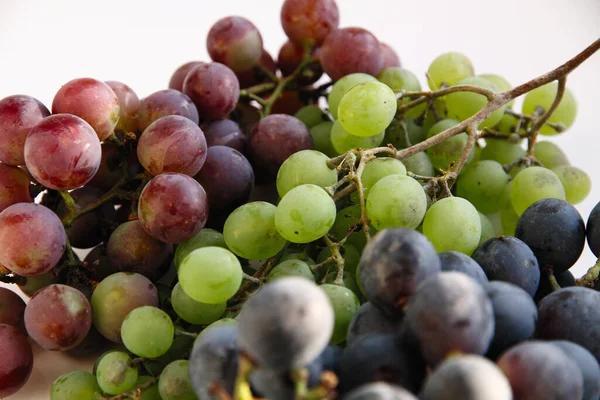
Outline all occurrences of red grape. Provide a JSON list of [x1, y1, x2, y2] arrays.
[[51, 78, 120, 141], [138, 173, 209, 244], [277, 40, 323, 85], [0, 324, 33, 398], [183, 63, 240, 121], [0, 95, 50, 166], [88, 141, 123, 192], [24, 114, 102, 190], [270, 91, 305, 115], [0, 287, 26, 332], [236, 50, 277, 89], [105, 80, 140, 133], [169, 61, 204, 92], [0, 203, 66, 276], [380, 42, 401, 68], [137, 89, 199, 132], [280, 0, 340, 46], [203, 119, 247, 153], [137, 115, 207, 177], [0, 163, 32, 212], [24, 284, 92, 351], [320, 27, 384, 81], [206, 16, 263, 73]]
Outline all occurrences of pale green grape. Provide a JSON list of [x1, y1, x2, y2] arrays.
[[320, 284, 360, 344], [330, 204, 371, 251], [178, 246, 242, 304], [367, 174, 427, 231], [96, 351, 138, 395], [199, 318, 238, 338], [552, 165, 591, 205], [480, 139, 525, 165], [533, 141, 570, 169], [377, 67, 425, 118], [279, 252, 316, 269], [427, 52, 475, 89], [471, 144, 483, 164], [384, 118, 430, 149], [478, 212, 496, 246], [423, 197, 481, 255], [294, 105, 327, 129], [223, 202, 286, 260], [330, 120, 384, 155], [338, 81, 397, 137], [456, 160, 510, 214], [479, 74, 513, 107], [494, 113, 521, 134], [317, 243, 360, 275], [158, 360, 196, 400], [445, 77, 505, 129], [522, 82, 577, 135], [361, 157, 406, 198], [402, 151, 435, 176], [171, 283, 225, 326], [51, 371, 100, 400], [426, 119, 472, 170], [267, 259, 315, 282], [275, 184, 336, 243], [510, 166, 566, 215], [499, 181, 519, 236], [174, 229, 226, 269], [121, 306, 174, 358], [310, 122, 337, 157], [276, 150, 338, 197], [328, 73, 377, 119]]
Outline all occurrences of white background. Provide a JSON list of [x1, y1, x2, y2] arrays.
[[1, 0, 600, 398]]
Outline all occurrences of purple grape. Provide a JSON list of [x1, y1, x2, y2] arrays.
[[280, 0, 340, 46], [380, 42, 401, 68], [203, 119, 247, 153], [346, 302, 400, 345], [586, 200, 600, 257], [87, 141, 123, 192], [277, 40, 323, 85], [0, 163, 32, 213], [0, 324, 33, 398], [438, 251, 488, 286], [206, 16, 263, 73], [169, 61, 204, 92], [236, 50, 277, 89], [83, 245, 119, 282], [105, 80, 140, 133], [137, 89, 199, 132], [0, 287, 26, 332], [183, 63, 240, 121]]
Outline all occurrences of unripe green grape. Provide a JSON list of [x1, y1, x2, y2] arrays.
[[125, 376, 161, 400], [121, 306, 174, 358], [551, 165, 591, 205], [445, 77, 505, 129], [317, 244, 360, 275], [338, 81, 397, 137], [481, 139, 525, 165], [427, 52, 475, 89], [510, 166, 566, 215], [310, 122, 337, 157], [276, 150, 338, 197], [377, 67, 425, 118], [294, 105, 327, 129], [479, 74, 514, 107], [522, 82, 577, 135], [267, 259, 315, 282], [96, 351, 138, 395], [174, 229, 226, 269], [402, 151, 435, 176], [423, 197, 481, 255], [51, 370, 100, 400], [320, 284, 360, 344], [158, 360, 196, 400], [479, 212, 496, 246], [426, 119, 472, 170], [361, 157, 406, 198], [328, 73, 376, 119], [330, 120, 384, 154], [171, 283, 225, 326], [533, 141, 570, 169], [456, 160, 510, 214]]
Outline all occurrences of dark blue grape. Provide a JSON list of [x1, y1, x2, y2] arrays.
[[551, 341, 600, 400], [587, 200, 600, 257], [345, 382, 418, 400], [534, 270, 575, 303], [346, 302, 400, 345], [438, 251, 488, 286]]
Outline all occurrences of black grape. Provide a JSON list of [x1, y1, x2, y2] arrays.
[[346, 302, 400, 345], [534, 269, 575, 303], [586, 199, 600, 257], [551, 341, 600, 400], [438, 251, 488, 286]]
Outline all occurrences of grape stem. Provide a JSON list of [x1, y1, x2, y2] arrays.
[[174, 328, 198, 339], [576, 258, 600, 287], [242, 273, 261, 284], [545, 268, 561, 292], [323, 235, 345, 286], [292, 368, 309, 400], [102, 376, 159, 400], [233, 352, 255, 400]]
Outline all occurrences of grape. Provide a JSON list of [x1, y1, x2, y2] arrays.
[[379, 42, 401, 67], [0, 94, 50, 165], [171, 283, 225, 326], [137, 89, 199, 132], [330, 120, 384, 154], [0, 287, 26, 331], [0, 324, 33, 398], [445, 77, 505, 129], [203, 119, 247, 153], [552, 165, 591, 204], [423, 197, 481, 255], [141, 332, 196, 379], [438, 251, 488, 286], [238, 277, 333, 370], [96, 351, 139, 395], [17, 273, 55, 297], [551, 341, 600, 400], [91, 272, 159, 343], [183, 63, 240, 121], [338, 81, 397, 137], [24, 113, 101, 190], [0, 203, 66, 276], [321, 284, 360, 344], [366, 174, 427, 231], [480, 138, 525, 165], [510, 166, 565, 215], [385, 118, 430, 149], [478, 212, 496, 245], [328, 73, 377, 119], [425, 119, 470, 170], [125, 376, 161, 400], [320, 27, 384, 81], [270, 91, 305, 116], [276, 150, 337, 197], [377, 68, 425, 118], [361, 157, 409, 198], [52, 77, 120, 141], [281, 0, 339, 45], [346, 302, 399, 345], [330, 204, 371, 251], [236, 49, 277, 89], [345, 382, 417, 400], [479, 73, 513, 106], [522, 82, 577, 135], [87, 141, 124, 192], [277, 41, 323, 85], [275, 184, 336, 243], [587, 200, 600, 257], [427, 52, 475, 89], [317, 243, 360, 275], [107, 220, 173, 280], [207, 16, 263, 73], [267, 259, 315, 282], [178, 246, 242, 304], [121, 306, 174, 358], [294, 105, 327, 129], [24, 284, 91, 350], [358, 228, 441, 317], [50, 370, 100, 400], [533, 140, 569, 169], [105, 81, 140, 133], [168, 61, 204, 92], [516, 198, 585, 273], [534, 270, 575, 303], [404, 272, 494, 366], [456, 160, 510, 214], [223, 202, 286, 260], [0, 163, 31, 212], [497, 341, 583, 399], [158, 360, 196, 400], [174, 229, 226, 269], [402, 151, 435, 176]]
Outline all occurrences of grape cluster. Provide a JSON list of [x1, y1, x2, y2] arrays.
[[0, 0, 599, 399]]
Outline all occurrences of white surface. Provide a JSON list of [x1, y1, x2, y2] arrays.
[[1, 0, 600, 398]]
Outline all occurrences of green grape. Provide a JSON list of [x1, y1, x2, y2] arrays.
[[498, 181, 518, 236], [533, 141, 570, 169], [121, 306, 174, 358], [456, 160, 510, 214], [427, 52, 475, 89], [141, 333, 195, 378], [96, 351, 139, 395], [479, 74, 513, 107], [341, 272, 365, 303], [199, 318, 238, 338], [310, 122, 337, 157], [471, 144, 483, 164], [223, 202, 286, 260], [402, 151, 435, 176], [51, 370, 100, 400], [384, 118, 430, 149], [480, 139, 525, 165], [510, 166, 566, 215], [338, 81, 397, 137], [367, 174, 427, 231], [158, 360, 196, 400], [171, 283, 226, 325], [320, 284, 360, 344], [275, 184, 336, 243], [494, 113, 521, 133], [267, 259, 315, 282], [328, 73, 377, 119], [423, 197, 481, 255], [479, 212, 496, 245], [126, 376, 161, 400], [360, 157, 406, 198], [522, 82, 577, 135], [279, 252, 316, 269], [317, 243, 360, 275], [174, 229, 226, 269], [445, 77, 505, 129], [294, 105, 327, 129], [426, 119, 472, 170], [377, 67, 425, 118], [330, 120, 384, 154], [276, 150, 338, 197], [178, 246, 242, 304], [330, 204, 371, 251], [552, 165, 591, 205]]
